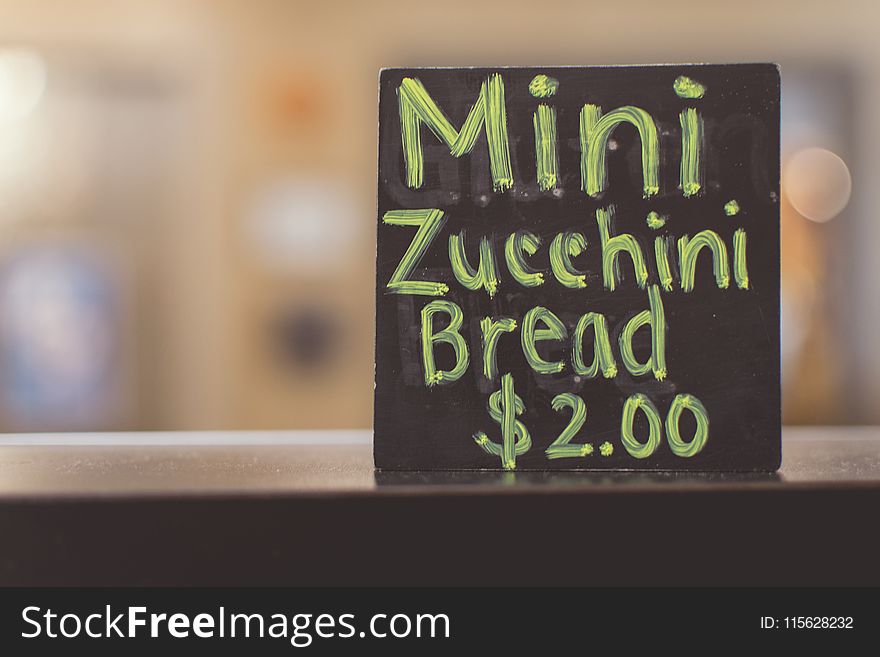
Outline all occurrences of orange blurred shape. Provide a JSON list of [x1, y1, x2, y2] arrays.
[[264, 71, 332, 131]]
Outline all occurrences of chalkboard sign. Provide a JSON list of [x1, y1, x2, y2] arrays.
[[374, 65, 780, 471]]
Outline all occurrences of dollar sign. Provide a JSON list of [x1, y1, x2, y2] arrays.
[[473, 373, 532, 470]]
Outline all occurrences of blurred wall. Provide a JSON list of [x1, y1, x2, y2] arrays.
[[0, 0, 872, 430]]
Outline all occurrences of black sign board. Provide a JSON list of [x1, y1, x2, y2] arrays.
[[374, 65, 780, 471]]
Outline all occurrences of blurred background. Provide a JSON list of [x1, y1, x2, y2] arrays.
[[0, 0, 868, 432]]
